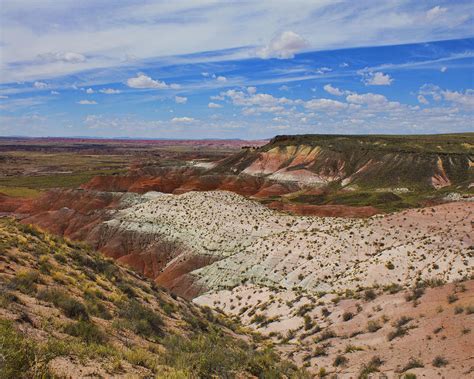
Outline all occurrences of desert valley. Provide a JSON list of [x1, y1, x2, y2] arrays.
[[0, 134, 472, 378]]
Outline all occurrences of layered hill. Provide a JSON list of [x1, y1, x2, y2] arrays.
[[219, 134, 473, 191], [0, 218, 305, 378], [81, 134, 473, 215]]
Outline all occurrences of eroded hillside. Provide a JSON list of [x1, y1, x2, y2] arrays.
[[0, 218, 306, 378]]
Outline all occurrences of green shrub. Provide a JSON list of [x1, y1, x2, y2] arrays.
[[333, 355, 348, 367], [85, 297, 112, 320], [342, 311, 354, 321], [405, 287, 425, 302], [345, 344, 364, 353], [316, 329, 336, 342], [63, 320, 107, 344], [9, 270, 41, 295], [367, 320, 381, 333], [37, 288, 89, 320], [432, 356, 448, 367], [364, 289, 377, 301], [400, 357, 424, 372], [447, 293, 458, 304], [0, 319, 52, 378], [117, 299, 163, 340], [160, 332, 308, 378], [359, 356, 383, 379]]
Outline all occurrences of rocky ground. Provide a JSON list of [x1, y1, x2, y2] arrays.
[[110, 191, 472, 294], [196, 281, 474, 378]]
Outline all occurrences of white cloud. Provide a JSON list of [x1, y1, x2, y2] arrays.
[[347, 93, 387, 105], [126, 74, 180, 89], [86, 88, 95, 94], [323, 84, 344, 96], [246, 87, 257, 94], [418, 84, 474, 107], [256, 31, 309, 59], [100, 88, 121, 94], [442, 89, 474, 107], [279, 85, 289, 91], [315, 67, 332, 74], [210, 94, 225, 101], [0, 95, 9, 99], [339, 62, 349, 68], [38, 51, 86, 63], [77, 100, 97, 105], [171, 116, 195, 123], [33, 81, 48, 89], [201, 72, 210, 77], [364, 72, 393, 86], [417, 95, 429, 105], [216, 75, 227, 82], [174, 96, 187, 104], [426, 6, 448, 21], [440, 66, 447, 72], [208, 102, 222, 108], [50, 90, 60, 95], [1, 2, 472, 84], [419, 84, 442, 101], [305, 98, 347, 111]]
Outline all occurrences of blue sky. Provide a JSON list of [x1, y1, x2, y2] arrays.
[[0, 1, 473, 139]]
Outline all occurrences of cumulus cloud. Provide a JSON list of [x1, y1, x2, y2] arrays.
[[246, 87, 257, 94], [127, 74, 180, 89], [305, 98, 347, 111], [33, 81, 48, 89], [346, 93, 388, 105], [100, 88, 121, 94], [323, 84, 344, 96], [419, 84, 442, 101], [38, 51, 86, 63], [50, 90, 60, 95], [440, 66, 447, 72], [171, 116, 195, 123], [210, 94, 225, 101], [174, 96, 187, 104], [208, 102, 222, 108], [85, 88, 95, 94], [363, 72, 393, 86], [426, 6, 448, 21], [442, 89, 474, 107], [417, 95, 429, 105], [77, 100, 97, 105], [216, 76, 227, 83], [256, 31, 309, 59]]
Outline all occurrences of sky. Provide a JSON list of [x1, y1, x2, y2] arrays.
[[0, 0, 473, 139]]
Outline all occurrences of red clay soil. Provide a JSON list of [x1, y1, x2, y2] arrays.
[[266, 200, 380, 217], [155, 254, 218, 300], [0, 194, 33, 213], [0, 189, 215, 298], [83, 166, 300, 198]]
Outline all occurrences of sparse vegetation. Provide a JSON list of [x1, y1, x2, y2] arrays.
[[432, 356, 448, 367]]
